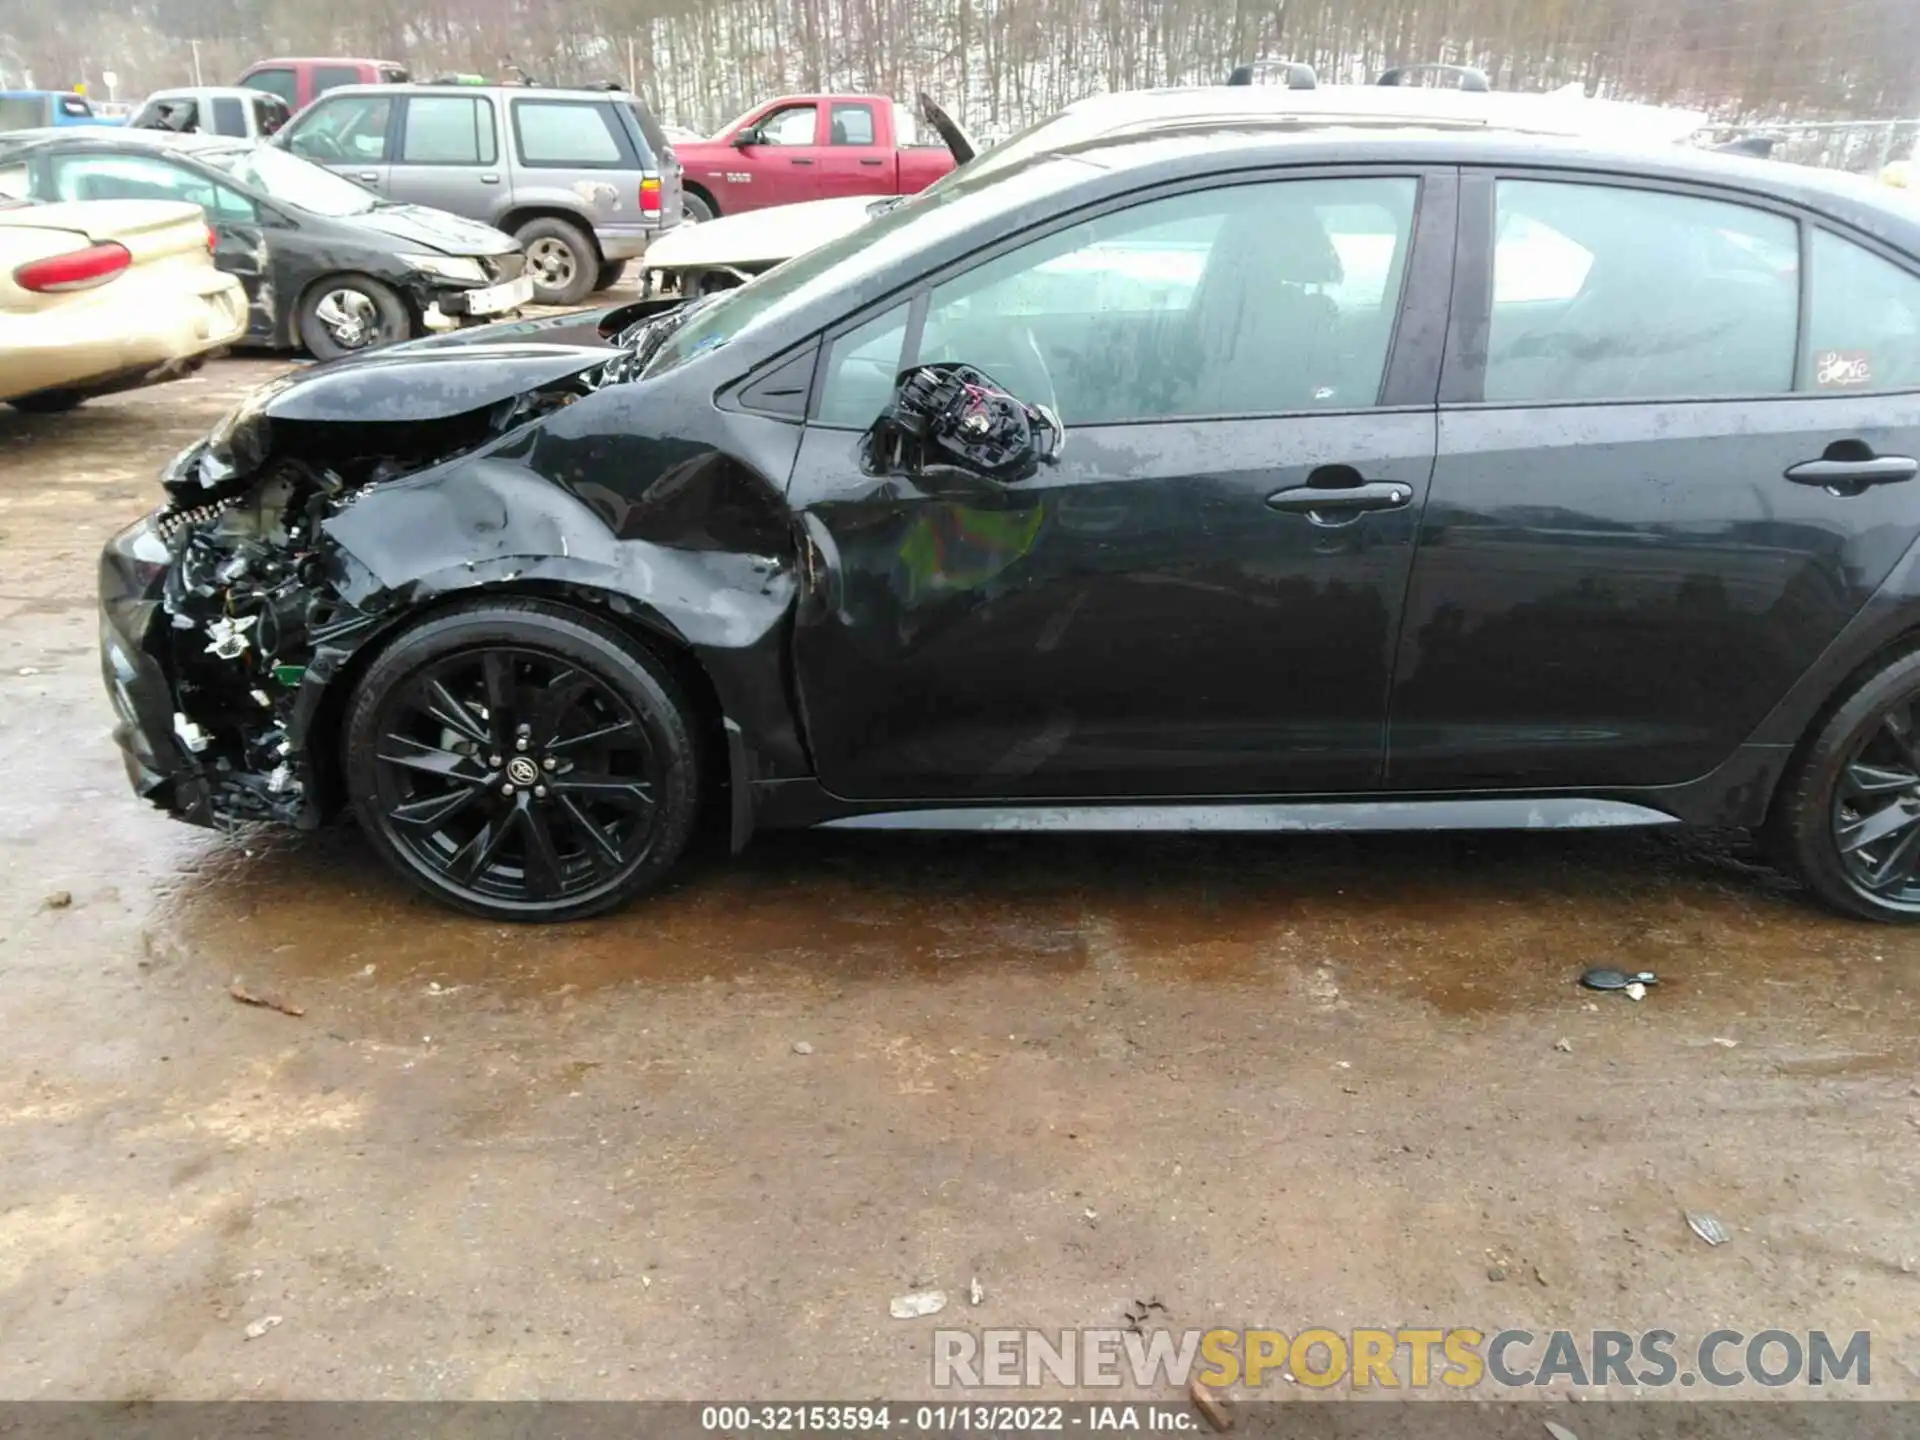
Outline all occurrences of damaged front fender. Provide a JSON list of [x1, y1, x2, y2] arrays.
[[109, 326, 806, 835]]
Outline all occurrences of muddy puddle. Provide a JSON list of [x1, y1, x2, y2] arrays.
[[138, 822, 1920, 1037]]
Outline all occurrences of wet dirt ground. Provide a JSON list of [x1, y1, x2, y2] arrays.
[[2, 359, 1918, 1405]]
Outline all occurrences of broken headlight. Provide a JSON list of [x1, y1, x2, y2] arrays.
[[400, 253, 488, 284]]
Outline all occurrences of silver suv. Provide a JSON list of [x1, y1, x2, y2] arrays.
[[279, 83, 681, 304]]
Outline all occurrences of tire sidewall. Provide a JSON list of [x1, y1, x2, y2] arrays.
[[343, 603, 701, 921], [299, 275, 410, 361], [1782, 647, 1920, 922], [515, 218, 597, 306]]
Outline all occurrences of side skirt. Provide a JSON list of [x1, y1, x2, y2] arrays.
[[813, 798, 1680, 834]]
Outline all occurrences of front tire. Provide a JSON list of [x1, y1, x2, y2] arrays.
[[343, 599, 702, 922], [1774, 647, 1920, 921], [682, 191, 715, 224], [594, 259, 627, 292], [298, 275, 410, 360], [515, 217, 597, 306]]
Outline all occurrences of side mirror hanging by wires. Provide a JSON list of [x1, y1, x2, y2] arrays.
[[859, 363, 1064, 483]]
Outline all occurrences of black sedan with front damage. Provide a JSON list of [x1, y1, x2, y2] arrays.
[[99, 124, 1920, 922], [0, 129, 528, 358]]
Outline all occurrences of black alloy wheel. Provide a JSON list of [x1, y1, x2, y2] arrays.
[[344, 600, 700, 921], [1829, 702, 1920, 904], [1774, 647, 1920, 921]]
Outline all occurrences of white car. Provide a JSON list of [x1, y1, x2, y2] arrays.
[[128, 87, 293, 140], [642, 79, 1709, 295], [0, 198, 247, 411]]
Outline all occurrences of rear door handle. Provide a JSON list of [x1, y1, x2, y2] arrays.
[[858, 157, 884, 166], [1785, 453, 1918, 493], [790, 157, 814, 166], [356, 171, 379, 182], [1266, 480, 1412, 524], [479, 173, 500, 184]]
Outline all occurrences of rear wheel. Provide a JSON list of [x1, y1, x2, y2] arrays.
[[298, 275, 410, 360], [516, 217, 597, 306], [1774, 647, 1920, 921], [343, 599, 702, 922]]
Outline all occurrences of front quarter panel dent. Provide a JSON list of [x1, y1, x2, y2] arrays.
[[318, 438, 806, 781]]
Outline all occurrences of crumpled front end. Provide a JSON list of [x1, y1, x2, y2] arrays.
[[97, 340, 637, 832]]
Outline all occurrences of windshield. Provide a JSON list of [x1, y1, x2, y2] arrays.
[[645, 154, 1095, 376], [201, 143, 379, 215]]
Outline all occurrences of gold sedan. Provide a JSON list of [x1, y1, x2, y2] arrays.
[[0, 198, 246, 412]]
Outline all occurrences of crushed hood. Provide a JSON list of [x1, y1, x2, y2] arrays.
[[644, 194, 876, 270], [168, 342, 611, 501], [249, 343, 609, 424], [345, 203, 520, 258]]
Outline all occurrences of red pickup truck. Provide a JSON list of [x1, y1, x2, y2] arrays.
[[671, 93, 970, 221]]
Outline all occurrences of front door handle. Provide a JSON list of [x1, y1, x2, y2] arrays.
[[479, 172, 501, 184], [356, 170, 379, 182], [1266, 480, 1413, 525], [858, 157, 884, 166], [790, 157, 815, 166], [1785, 452, 1918, 494]]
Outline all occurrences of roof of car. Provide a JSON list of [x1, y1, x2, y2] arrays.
[[1066, 125, 1920, 244], [311, 81, 627, 101], [1028, 82, 1713, 148], [142, 86, 283, 101], [0, 129, 254, 166]]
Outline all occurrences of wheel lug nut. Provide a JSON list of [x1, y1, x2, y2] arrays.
[[542, 757, 556, 771], [490, 754, 502, 767], [501, 783, 515, 796], [534, 785, 548, 799], [515, 739, 529, 752]]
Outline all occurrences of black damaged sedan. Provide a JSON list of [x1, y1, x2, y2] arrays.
[[3, 130, 528, 358], [101, 125, 1920, 922]]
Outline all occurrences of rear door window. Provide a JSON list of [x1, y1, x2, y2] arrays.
[[400, 95, 496, 164], [829, 103, 875, 146], [313, 66, 366, 97], [210, 96, 247, 136], [243, 69, 297, 106], [1484, 180, 1800, 403], [47, 152, 255, 220], [511, 99, 629, 167], [1804, 228, 1920, 392]]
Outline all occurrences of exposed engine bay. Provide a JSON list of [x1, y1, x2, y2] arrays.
[[141, 303, 698, 828]]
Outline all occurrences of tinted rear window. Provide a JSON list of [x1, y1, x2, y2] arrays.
[[313, 66, 365, 95], [211, 97, 247, 135], [402, 95, 496, 164], [511, 99, 631, 168]]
